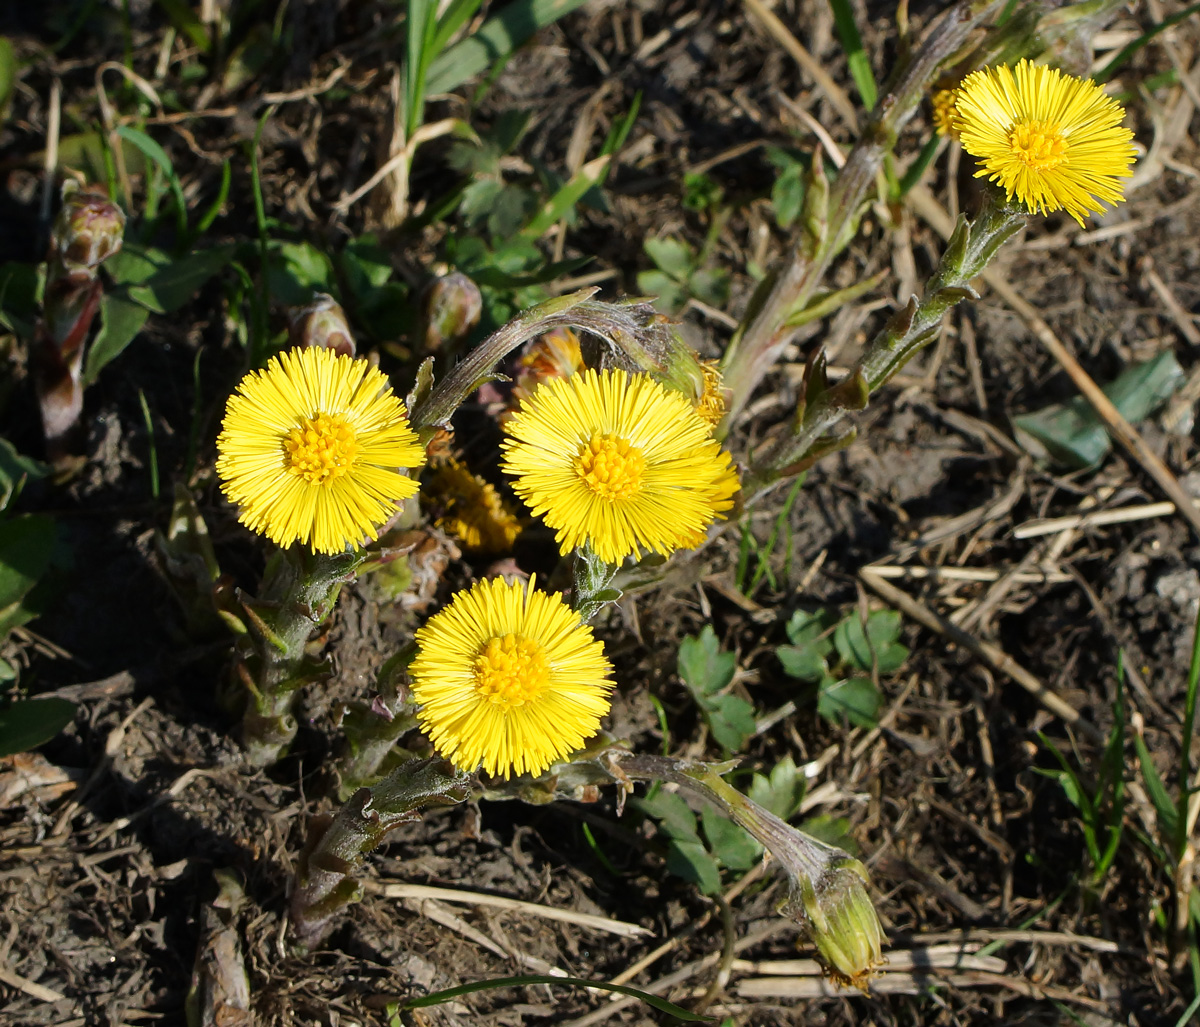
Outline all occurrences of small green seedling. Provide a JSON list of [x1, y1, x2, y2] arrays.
[[677, 625, 755, 753], [778, 607, 909, 729]]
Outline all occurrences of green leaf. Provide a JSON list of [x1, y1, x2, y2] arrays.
[[747, 754, 807, 820], [817, 675, 881, 729], [459, 178, 505, 228], [666, 837, 722, 895], [0, 515, 56, 610], [0, 261, 38, 335], [399, 973, 712, 1021], [688, 267, 730, 309], [0, 37, 16, 118], [124, 245, 234, 314], [705, 693, 756, 753], [828, 0, 877, 109], [0, 697, 76, 757], [1013, 350, 1184, 469], [777, 643, 827, 682], [786, 608, 835, 648], [425, 0, 594, 94], [769, 151, 807, 229], [340, 237, 394, 293], [84, 293, 151, 385], [678, 626, 736, 698], [115, 126, 188, 234], [1134, 733, 1179, 843], [520, 155, 611, 240], [266, 241, 335, 305], [834, 610, 908, 674], [0, 439, 49, 513], [644, 237, 694, 280], [634, 789, 699, 842], [701, 805, 761, 871], [635, 270, 687, 315]]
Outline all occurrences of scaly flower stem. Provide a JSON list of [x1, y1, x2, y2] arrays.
[[290, 758, 470, 950], [718, 0, 1004, 435], [335, 650, 419, 795], [743, 191, 1026, 495], [236, 548, 363, 765]]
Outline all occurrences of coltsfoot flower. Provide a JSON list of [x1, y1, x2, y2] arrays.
[[931, 87, 960, 139], [216, 347, 425, 554], [693, 360, 727, 428], [425, 457, 522, 554], [501, 368, 740, 565], [954, 59, 1136, 226], [409, 576, 613, 778]]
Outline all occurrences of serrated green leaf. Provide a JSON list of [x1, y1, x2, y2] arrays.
[[678, 626, 736, 698], [701, 805, 761, 871], [835, 610, 907, 674], [633, 790, 699, 842], [747, 755, 806, 820], [0, 697, 76, 757], [706, 693, 756, 753], [817, 675, 880, 729], [666, 837, 722, 895], [785, 608, 835, 647], [644, 237, 694, 280], [777, 643, 828, 682]]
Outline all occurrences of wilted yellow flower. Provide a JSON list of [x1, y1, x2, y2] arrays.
[[216, 347, 424, 554], [425, 458, 522, 554], [931, 87, 960, 139], [502, 328, 585, 424], [954, 59, 1136, 226], [409, 576, 613, 778], [501, 368, 740, 565], [694, 360, 727, 428]]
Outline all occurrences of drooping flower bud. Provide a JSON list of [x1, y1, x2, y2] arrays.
[[784, 856, 885, 988], [53, 182, 126, 271], [289, 293, 356, 357], [420, 271, 482, 353]]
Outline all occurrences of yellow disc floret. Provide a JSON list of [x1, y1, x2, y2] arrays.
[[410, 576, 613, 778]]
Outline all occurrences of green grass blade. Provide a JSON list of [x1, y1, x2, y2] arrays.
[[195, 159, 232, 236], [425, 0, 592, 94], [1177, 602, 1200, 861], [1094, 2, 1200, 84], [519, 154, 610, 239], [399, 974, 713, 1020], [137, 389, 159, 500], [898, 133, 942, 196], [1135, 732, 1179, 845], [115, 126, 188, 238], [827, 0, 877, 110], [432, 0, 486, 53]]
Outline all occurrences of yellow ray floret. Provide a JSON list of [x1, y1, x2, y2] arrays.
[[500, 368, 741, 565], [216, 346, 425, 554], [954, 59, 1136, 226], [409, 576, 614, 778]]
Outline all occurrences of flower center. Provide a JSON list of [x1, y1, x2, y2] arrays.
[[573, 433, 645, 502], [284, 412, 359, 485], [1008, 119, 1068, 170], [473, 633, 550, 707]]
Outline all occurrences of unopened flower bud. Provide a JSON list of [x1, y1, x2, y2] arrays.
[[289, 294, 356, 357], [785, 857, 884, 988], [53, 183, 125, 271], [421, 272, 481, 353]]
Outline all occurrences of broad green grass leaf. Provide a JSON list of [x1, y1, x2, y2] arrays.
[[828, 0, 877, 109], [125, 244, 235, 314], [0, 697, 77, 757], [0, 515, 56, 610], [425, 0, 594, 94], [1134, 734, 1179, 843], [84, 294, 150, 384], [818, 674, 881, 729]]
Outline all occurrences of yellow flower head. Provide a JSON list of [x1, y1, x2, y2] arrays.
[[500, 368, 741, 565], [931, 87, 960, 139], [694, 360, 727, 428], [502, 328, 585, 424], [954, 59, 1136, 226], [425, 457, 522, 554], [409, 576, 614, 778], [216, 347, 425, 554]]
